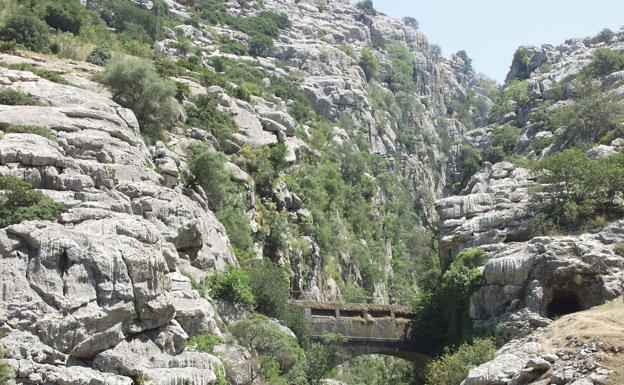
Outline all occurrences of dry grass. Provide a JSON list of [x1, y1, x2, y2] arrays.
[[540, 297, 624, 384]]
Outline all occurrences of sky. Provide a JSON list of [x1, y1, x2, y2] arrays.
[[370, 0, 624, 83]]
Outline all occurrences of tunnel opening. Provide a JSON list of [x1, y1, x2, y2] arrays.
[[547, 291, 582, 319]]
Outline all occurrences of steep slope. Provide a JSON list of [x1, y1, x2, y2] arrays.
[[434, 29, 624, 385], [0, 0, 491, 384]]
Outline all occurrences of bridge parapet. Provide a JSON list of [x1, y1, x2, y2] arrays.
[[291, 301, 428, 364]]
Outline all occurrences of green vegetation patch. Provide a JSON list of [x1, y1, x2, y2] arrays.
[[581, 48, 624, 78], [187, 332, 223, 353], [530, 149, 624, 234], [207, 266, 255, 307], [5, 125, 56, 141], [0, 176, 64, 228], [0, 89, 43, 106], [186, 95, 237, 143], [98, 59, 180, 140], [0, 62, 73, 86], [424, 338, 496, 385]]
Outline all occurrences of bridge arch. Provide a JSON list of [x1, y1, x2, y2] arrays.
[[292, 301, 430, 366]]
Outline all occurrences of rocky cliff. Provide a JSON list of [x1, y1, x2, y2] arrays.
[[0, 0, 492, 383], [1, 0, 623, 384], [436, 29, 624, 385]]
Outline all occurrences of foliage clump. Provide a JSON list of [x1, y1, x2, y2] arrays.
[[99, 59, 180, 140], [355, 0, 376, 15], [511, 47, 531, 80], [187, 332, 223, 353], [424, 338, 496, 385], [5, 125, 56, 141], [0, 13, 50, 51], [207, 266, 255, 307], [412, 255, 483, 353], [358, 48, 379, 82], [598, 28, 615, 43], [186, 94, 237, 143], [486, 124, 521, 162], [0, 89, 43, 106], [86, 46, 112, 66], [0, 176, 64, 228], [530, 149, 624, 233], [581, 48, 624, 78], [454, 145, 482, 192], [489, 80, 529, 122]]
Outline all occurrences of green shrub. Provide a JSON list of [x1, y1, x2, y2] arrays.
[[0, 176, 64, 228], [233, 84, 251, 102], [412, 258, 483, 353], [249, 34, 274, 57], [5, 125, 55, 141], [486, 124, 520, 162], [44, 1, 85, 35], [531, 149, 624, 231], [355, 0, 376, 14], [430, 44, 442, 57], [402, 16, 419, 29], [134, 372, 150, 385], [305, 333, 348, 385], [247, 261, 289, 317], [340, 282, 369, 303], [208, 266, 254, 307], [455, 145, 482, 191], [33, 68, 72, 85], [219, 36, 248, 55], [49, 32, 90, 60], [0, 89, 42, 106], [511, 47, 531, 80], [456, 248, 484, 268], [187, 144, 234, 211], [614, 243, 624, 257], [86, 46, 112, 66], [424, 338, 496, 385], [386, 42, 415, 92], [0, 13, 50, 52], [175, 81, 190, 101], [488, 79, 529, 122], [0, 347, 14, 384], [216, 206, 254, 259], [187, 332, 223, 353], [456, 50, 472, 71], [598, 28, 615, 43], [230, 315, 305, 376], [359, 48, 379, 82], [0, 40, 17, 53], [581, 48, 624, 78], [551, 87, 623, 144], [96, 0, 161, 42], [99, 59, 179, 139], [186, 94, 236, 142]]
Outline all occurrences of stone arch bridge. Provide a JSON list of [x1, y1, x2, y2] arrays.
[[292, 301, 430, 364]]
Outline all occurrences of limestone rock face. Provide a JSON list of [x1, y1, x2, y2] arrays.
[[0, 55, 237, 384], [470, 222, 624, 326], [461, 299, 624, 385], [437, 162, 536, 266]]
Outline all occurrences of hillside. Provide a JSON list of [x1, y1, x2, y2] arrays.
[[0, 1, 623, 385]]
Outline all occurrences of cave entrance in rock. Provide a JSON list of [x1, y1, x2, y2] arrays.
[[547, 291, 582, 319]]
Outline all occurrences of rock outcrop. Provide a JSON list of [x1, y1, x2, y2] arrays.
[[437, 162, 536, 266], [462, 299, 624, 385], [0, 54, 236, 384]]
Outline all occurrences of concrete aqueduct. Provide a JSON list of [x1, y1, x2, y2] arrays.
[[292, 301, 430, 364]]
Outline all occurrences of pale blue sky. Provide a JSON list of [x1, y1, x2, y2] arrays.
[[370, 0, 624, 83]]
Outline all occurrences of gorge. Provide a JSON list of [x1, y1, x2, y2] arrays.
[[0, 0, 623, 384]]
